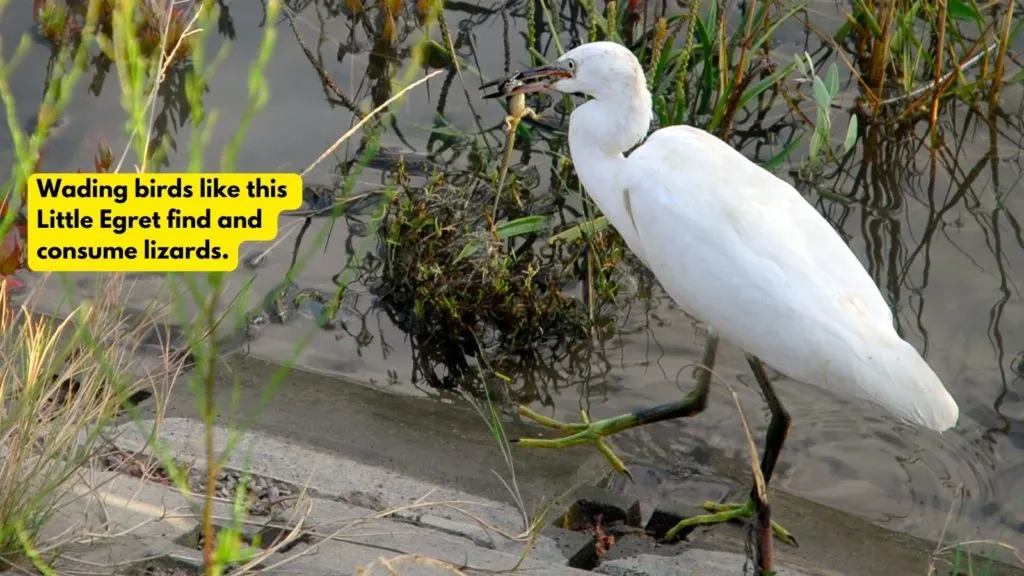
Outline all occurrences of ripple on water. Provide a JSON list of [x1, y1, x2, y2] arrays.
[[779, 394, 998, 543], [1006, 385, 1024, 451], [597, 370, 1003, 547], [987, 461, 1024, 534]]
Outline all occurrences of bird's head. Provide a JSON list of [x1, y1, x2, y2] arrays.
[[481, 41, 653, 154], [498, 42, 647, 103]]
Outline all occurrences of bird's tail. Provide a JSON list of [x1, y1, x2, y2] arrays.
[[851, 335, 959, 432]]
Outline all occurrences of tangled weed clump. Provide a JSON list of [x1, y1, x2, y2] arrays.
[[375, 170, 594, 388]]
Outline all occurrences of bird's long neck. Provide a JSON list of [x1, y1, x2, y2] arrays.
[[567, 86, 653, 259], [569, 84, 652, 158]]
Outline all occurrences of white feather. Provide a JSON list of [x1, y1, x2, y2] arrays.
[[553, 41, 959, 431]]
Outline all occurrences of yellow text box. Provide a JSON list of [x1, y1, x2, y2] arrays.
[[27, 173, 303, 272]]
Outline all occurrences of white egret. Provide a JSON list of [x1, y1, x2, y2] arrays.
[[484, 41, 959, 572]]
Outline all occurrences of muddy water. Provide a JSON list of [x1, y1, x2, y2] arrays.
[[2, 0, 1023, 556]]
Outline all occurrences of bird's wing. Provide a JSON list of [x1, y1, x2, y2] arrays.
[[619, 125, 898, 382], [615, 125, 958, 430]]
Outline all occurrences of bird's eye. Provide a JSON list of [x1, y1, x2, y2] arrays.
[[566, 59, 576, 71]]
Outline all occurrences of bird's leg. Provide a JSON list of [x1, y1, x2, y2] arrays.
[[515, 329, 720, 481], [663, 355, 796, 566], [747, 355, 794, 572]]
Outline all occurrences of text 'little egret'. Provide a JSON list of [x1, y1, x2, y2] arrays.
[[482, 41, 960, 573]]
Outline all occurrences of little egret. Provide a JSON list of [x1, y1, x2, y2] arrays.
[[483, 41, 959, 572]]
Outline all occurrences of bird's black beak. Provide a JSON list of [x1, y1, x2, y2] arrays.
[[480, 61, 573, 100], [512, 60, 577, 89]]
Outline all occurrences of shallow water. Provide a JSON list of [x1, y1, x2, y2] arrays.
[[2, 0, 1024, 555]]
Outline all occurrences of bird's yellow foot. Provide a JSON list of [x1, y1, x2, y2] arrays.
[[664, 499, 798, 546], [514, 405, 635, 481]]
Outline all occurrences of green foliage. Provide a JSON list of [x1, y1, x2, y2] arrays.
[[794, 54, 859, 171], [377, 172, 593, 384]]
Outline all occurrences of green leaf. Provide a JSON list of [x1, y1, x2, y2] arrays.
[[496, 215, 550, 239], [825, 63, 839, 98], [833, 19, 854, 43], [454, 241, 481, 264], [853, 0, 883, 37], [706, 0, 718, 38], [548, 216, 610, 244], [454, 216, 551, 264], [818, 188, 853, 205], [1006, 67, 1024, 86], [1011, 15, 1024, 50], [747, 1, 808, 57], [761, 132, 805, 172], [694, 17, 713, 54], [812, 76, 831, 112], [843, 114, 858, 155], [738, 61, 797, 111], [815, 104, 831, 134], [809, 129, 823, 162], [947, 0, 981, 25]]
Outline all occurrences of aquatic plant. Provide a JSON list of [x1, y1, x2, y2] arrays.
[[376, 168, 593, 389], [834, 0, 1021, 126], [793, 54, 859, 174]]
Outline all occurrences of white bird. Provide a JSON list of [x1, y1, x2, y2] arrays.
[[485, 41, 960, 572]]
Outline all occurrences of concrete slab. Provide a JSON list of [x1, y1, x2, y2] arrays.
[[40, 444, 819, 576], [99, 354, 1024, 576], [42, 470, 205, 543], [40, 461, 593, 575], [56, 536, 202, 575], [136, 354, 605, 518], [597, 550, 813, 576], [109, 417, 540, 545], [15, 348, 1022, 576], [258, 526, 596, 575], [43, 471, 225, 574]]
